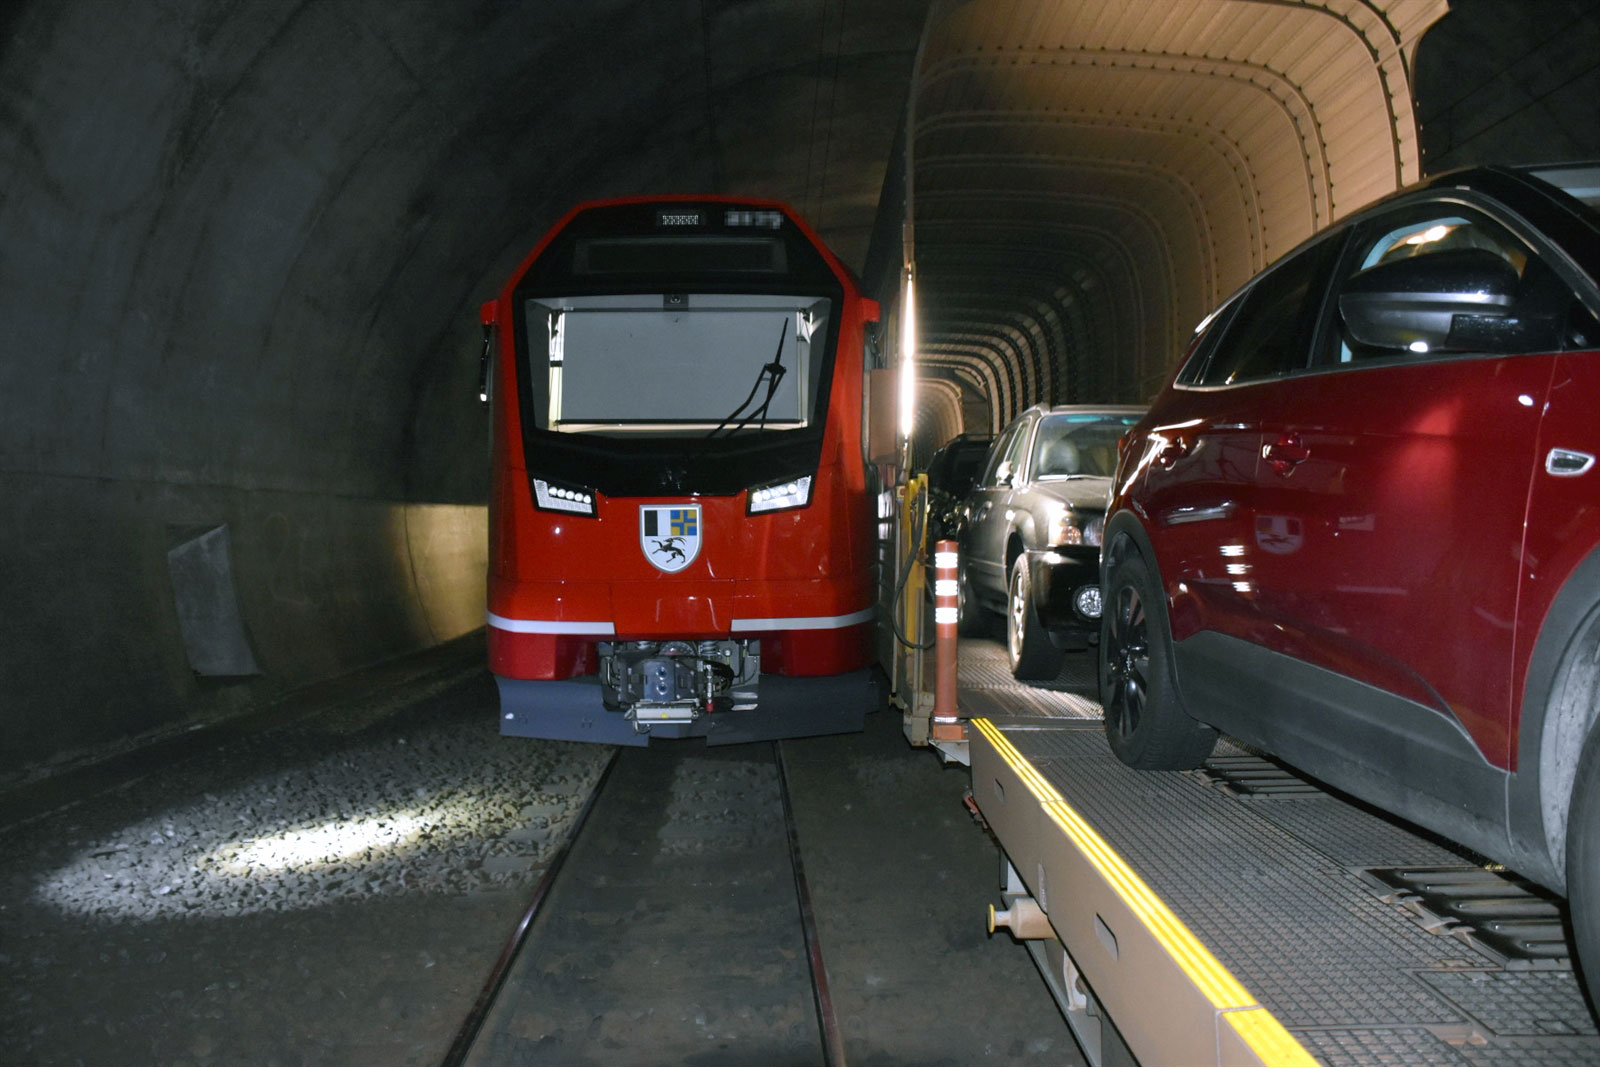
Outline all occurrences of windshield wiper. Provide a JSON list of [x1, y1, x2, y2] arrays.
[[706, 319, 788, 438]]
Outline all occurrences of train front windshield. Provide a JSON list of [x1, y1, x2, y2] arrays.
[[524, 293, 831, 437], [509, 203, 848, 497]]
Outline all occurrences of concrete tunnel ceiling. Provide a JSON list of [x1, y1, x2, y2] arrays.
[[903, 0, 1447, 451]]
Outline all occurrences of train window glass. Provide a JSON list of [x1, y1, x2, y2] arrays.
[[574, 237, 786, 275], [525, 293, 830, 435]]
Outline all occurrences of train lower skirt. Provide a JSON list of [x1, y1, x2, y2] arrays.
[[496, 668, 882, 746]]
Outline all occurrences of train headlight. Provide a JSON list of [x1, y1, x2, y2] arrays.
[[532, 477, 598, 516], [747, 475, 812, 514]]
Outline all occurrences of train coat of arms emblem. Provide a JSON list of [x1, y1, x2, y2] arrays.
[[639, 505, 703, 573]]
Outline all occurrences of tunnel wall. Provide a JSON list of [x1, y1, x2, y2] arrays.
[[0, 0, 924, 782], [0, 1, 508, 781], [1415, 0, 1600, 174]]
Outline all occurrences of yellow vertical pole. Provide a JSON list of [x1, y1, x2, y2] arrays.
[[898, 474, 933, 744]]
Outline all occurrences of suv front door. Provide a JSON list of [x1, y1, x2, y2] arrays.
[[1244, 199, 1582, 772], [964, 417, 1032, 608]]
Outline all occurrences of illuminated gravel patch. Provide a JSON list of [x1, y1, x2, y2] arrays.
[[33, 721, 611, 921]]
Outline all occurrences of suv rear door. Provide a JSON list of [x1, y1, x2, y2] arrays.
[[1134, 232, 1345, 653]]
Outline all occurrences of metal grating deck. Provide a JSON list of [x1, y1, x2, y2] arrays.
[[956, 638, 1100, 719], [982, 713, 1600, 1065]]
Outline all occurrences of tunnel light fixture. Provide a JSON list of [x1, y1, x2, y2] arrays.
[[899, 272, 916, 439]]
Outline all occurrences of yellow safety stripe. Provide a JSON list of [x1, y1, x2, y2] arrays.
[[972, 717, 1318, 1067], [1224, 1008, 1317, 1065], [971, 717, 1063, 803], [1040, 800, 1254, 1008]]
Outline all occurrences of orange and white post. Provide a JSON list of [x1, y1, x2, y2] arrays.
[[931, 539, 963, 741]]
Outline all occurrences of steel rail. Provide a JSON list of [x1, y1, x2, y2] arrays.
[[775, 740, 848, 1067], [439, 747, 621, 1067]]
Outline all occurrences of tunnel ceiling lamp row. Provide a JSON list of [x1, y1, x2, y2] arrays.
[[900, 269, 917, 439]]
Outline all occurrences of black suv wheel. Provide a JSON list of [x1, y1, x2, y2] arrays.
[[1100, 551, 1216, 769], [1007, 554, 1064, 680]]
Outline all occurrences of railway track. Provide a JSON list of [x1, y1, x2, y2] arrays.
[[442, 740, 845, 1066]]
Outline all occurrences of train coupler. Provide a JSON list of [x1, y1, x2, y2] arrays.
[[599, 639, 761, 732]]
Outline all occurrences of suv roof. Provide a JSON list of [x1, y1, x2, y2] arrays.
[[1018, 403, 1147, 418]]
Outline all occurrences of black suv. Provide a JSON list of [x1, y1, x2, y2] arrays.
[[957, 404, 1144, 679], [925, 433, 993, 540]]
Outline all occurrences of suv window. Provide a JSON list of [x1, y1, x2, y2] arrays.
[[977, 425, 1015, 488], [1192, 235, 1345, 386], [980, 419, 1031, 487], [1030, 414, 1131, 479], [1174, 298, 1241, 386], [1317, 204, 1598, 365]]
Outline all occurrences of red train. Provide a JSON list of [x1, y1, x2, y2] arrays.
[[481, 197, 883, 745]]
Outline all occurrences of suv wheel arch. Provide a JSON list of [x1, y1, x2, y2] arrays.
[[1511, 544, 1600, 893]]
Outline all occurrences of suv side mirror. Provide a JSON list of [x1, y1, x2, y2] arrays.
[[1338, 248, 1519, 353], [995, 461, 1015, 487]]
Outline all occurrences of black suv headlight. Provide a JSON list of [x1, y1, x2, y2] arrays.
[[1047, 506, 1103, 547]]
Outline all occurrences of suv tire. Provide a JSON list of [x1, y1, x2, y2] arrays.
[[958, 561, 995, 638], [1567, 723, 1600, 1018], [1100, 551, 1217, 769], [1008, 554, 1064, 680]]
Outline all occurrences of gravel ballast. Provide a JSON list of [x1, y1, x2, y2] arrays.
[[0, 648, 611, 1067]]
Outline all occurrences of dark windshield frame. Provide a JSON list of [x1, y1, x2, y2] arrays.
[[509, 202, 847, 497]]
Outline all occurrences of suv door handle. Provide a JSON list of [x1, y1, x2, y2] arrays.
[[1156, 436, 1189, 468], [1548, 448, 1596, 477], [1264, 433, 1310, 476]]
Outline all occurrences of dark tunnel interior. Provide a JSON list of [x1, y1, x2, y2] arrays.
[[2, 0, 1596, 780]]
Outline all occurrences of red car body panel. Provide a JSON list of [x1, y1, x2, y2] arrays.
[[1107, 165, 1600, 978], [1514, 348, 1600, 769], [1241, 356, 1557, 769]]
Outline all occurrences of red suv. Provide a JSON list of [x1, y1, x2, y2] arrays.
[[1101, 164, 1600, 989]]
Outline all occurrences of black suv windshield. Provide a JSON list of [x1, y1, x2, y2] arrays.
[[1030, 415, 1131, 479]]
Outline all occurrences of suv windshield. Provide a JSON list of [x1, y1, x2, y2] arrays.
[[1031, 414, 1130, 479]]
